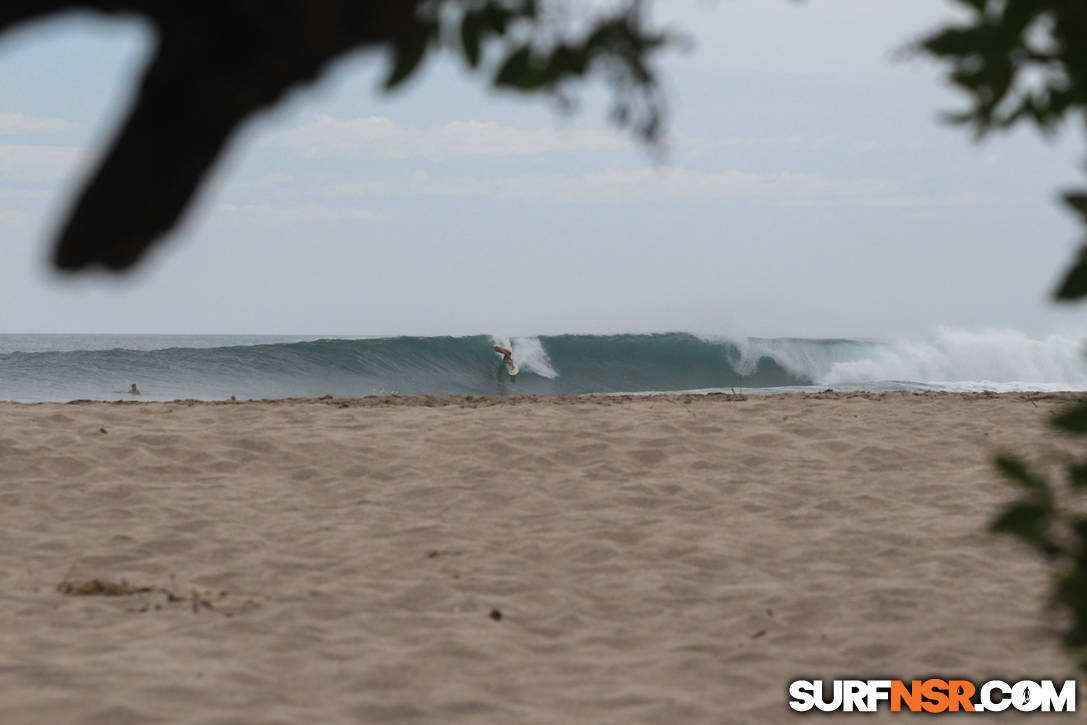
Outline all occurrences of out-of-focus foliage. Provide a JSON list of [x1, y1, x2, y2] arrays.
[[992, 419, 1087, 671], [390, 1, 670, 140], [921, 0, 1087, 300], [922, 0, 1087, 672], [0, 0, 673, 270]]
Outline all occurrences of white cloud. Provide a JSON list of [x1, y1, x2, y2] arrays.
[[218, 203, 377, 223], [269, 117, 882, 165], [208, 170, 292, 196], [729, 135, 841, 152], [268, 115, 626, 160], [848, 140, 879, 153], [0, 188, 51, 201], [783, 191, 985, 208], [535, 167, 888, 201], [0, 208, 28, 226], [852, 191, 985, 207], [257, 171, 291, 185], [0, 144, 87, 182], [0, 112, 75, 136], [325, 166, 890, 203], [684, 134, 880, 156]]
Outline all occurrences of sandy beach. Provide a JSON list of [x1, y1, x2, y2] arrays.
[[0, 391, 1083, 723]]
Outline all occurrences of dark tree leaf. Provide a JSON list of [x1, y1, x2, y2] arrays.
[[384, 24, 433, 90], [1073, 518, 1087, 547], [1053, 568, 1087, 647], [1052, 402, 1087, 433], [1069, 464, 1087, 490], [994, 454, 1048, 491], [494, 46, 532, 87], [990, 502, 1053, 542], [1054, 243, 1087, 301], [1064, 192, 1087, 226], [922, 26, 984, 58], [460, 12, 482, 68]]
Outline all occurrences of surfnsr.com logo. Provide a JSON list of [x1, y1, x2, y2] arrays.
[[788, 679, 1076, 713]]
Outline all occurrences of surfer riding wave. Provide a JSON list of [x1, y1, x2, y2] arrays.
[[494, 346, 517, 375]]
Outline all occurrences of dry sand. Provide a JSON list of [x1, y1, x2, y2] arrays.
[[0, 392, 1084, 723]]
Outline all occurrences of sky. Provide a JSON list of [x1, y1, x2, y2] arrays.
[[1, 0, 1086, 339]]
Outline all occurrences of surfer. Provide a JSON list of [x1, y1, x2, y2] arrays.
[[493, 346, 516, 373], [128, 383, 141, 395]]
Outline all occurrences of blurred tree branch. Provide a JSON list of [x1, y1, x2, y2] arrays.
[[0, 1, 672, 270]]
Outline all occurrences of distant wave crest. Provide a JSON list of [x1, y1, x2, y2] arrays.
[[1, 329, 1085, 401]]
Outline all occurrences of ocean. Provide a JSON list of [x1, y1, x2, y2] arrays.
[[1, 330, 1085, 402]]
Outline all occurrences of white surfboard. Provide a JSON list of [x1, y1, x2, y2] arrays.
[[505, 360, 519, 376]]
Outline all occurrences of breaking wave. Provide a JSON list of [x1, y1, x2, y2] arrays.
[[1, 329, 1084, 401]]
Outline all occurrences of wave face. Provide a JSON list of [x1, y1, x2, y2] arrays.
[[1, 330, 1085, 402]]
